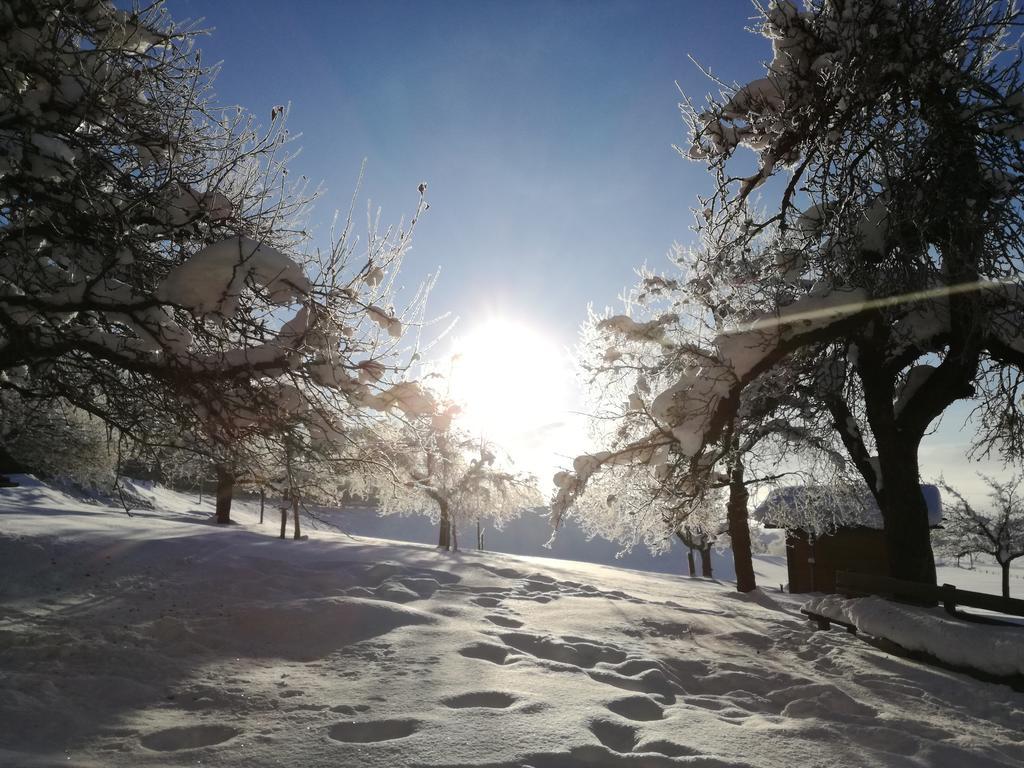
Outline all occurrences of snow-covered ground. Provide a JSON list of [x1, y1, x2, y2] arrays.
[[2, 478, 1023, 767]]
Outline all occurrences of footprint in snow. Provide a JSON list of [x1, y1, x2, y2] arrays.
[[327, 718, 420, 743], [431, 605, 462, 617], [363, 575, 447, 603], [442, 691, 518, 708], [498, 631, 627, 668], [520, 578, 560, 593], [605, 695, 664, 721], [514, 593, 554, 603], [778, 686, 878, 721], [370, 582, 421, 603], [587, 666, 677, 704], [139, 724, 239, 752], [588, 718, 638, 753], [484, 613, 524, 628], [527, 572, 556, 583], [458, 641, 511, 664], [471, 596, 503, 608]]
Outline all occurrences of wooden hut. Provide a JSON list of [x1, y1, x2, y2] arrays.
[[755, 485, 942, 594]]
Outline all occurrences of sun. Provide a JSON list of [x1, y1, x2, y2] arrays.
[[447, 316, 578, 479]]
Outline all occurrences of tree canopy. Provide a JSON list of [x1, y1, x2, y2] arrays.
[[1, 0, 438, 520]]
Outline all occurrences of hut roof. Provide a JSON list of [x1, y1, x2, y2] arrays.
[[754, 484, 942, 534]]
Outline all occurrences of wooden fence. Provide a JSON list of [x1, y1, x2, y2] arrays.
[[835, 570, 1024, 621]]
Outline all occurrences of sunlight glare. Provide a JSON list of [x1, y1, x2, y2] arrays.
[[448, 317, 578, 480]]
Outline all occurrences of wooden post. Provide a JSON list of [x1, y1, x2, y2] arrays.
[[941, 583, 958, 615], [477, 520, 482, 550], [808, 535, 817, 593]]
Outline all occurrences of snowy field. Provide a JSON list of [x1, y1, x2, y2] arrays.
[[2, 479, 1023, 767]]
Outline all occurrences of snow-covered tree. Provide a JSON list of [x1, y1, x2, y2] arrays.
[[563, 225, 853, 592], [675, 489, 725, 578], [938, 475, 1024, 598], [377, 396, 542, 551], [555, 0, 1024, 588], [0, 0, 437, 524]]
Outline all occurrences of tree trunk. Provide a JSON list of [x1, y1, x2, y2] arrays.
[[727, 459, 756, 593], [877, 466, 937, 591], [451, 522, 459, 551], [1001, 561, 1011, 599], [0, 443, 26, 474], [677, 533, 696, 577], [279, 507, 287, 539], [292, 496, 301, 540], [698, 544, 713, 578], [438, 502, 451, 550], [259, 487, 265, 524], [214, 465, 233, 524]]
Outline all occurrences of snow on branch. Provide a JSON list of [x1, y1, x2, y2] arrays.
[[158, 236, 312, 316]]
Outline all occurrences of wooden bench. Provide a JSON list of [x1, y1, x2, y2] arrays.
[[835, 570, 1024, 624], [800, 607, 858, 634]]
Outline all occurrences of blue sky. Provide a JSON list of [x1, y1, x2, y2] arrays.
[[173, 0, 1005, 498], [177, 0, 758, 340]]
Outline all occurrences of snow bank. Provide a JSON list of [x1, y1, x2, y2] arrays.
[[805, 594, 1024, 677]]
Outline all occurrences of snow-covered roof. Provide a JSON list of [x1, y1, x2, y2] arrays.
[[755, 484, 942, 533]]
